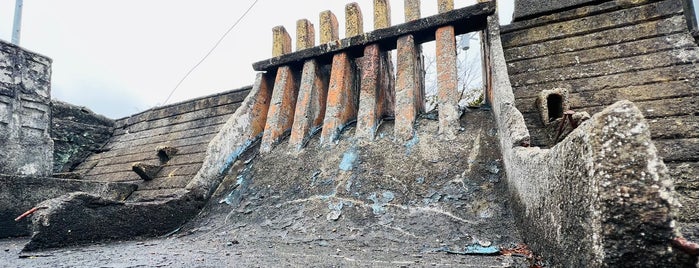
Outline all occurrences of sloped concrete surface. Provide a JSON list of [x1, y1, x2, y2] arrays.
[[1, 110, 531, 267]]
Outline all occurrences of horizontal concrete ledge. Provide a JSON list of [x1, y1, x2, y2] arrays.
[[252, 1, 495, 71]]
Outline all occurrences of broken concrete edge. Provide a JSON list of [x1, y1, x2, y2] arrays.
[[0, 175, 137, 238], [185, 79, 267, 200], [486, 14, 688, 266], [23, 191, 203, 251]]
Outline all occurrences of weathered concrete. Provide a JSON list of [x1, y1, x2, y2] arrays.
[[374, 0, 391, 29], [51, 101, 114, 173], [0, 40, 53, 177], [253, 2, 495, 71], [513, 0, 598, 21], [319, 11, 339, 44], [0, 175, 136, 238], [186, 75, 271, 199], [502, 0, 699, 243], [24, 191, 202, 251], [395, 35, 422, 141], [435, 25, 460, 139], [272, 26, 291, 57], [356, 45, 383, 140], [320, 52, 358, 145], [296, 19, 315, 51], [345, 3, 364, 38], [260, 66, 298, 153], [404, 0, 421, 22], [289, 60, 328, 150], [486, 14, 690, 266]]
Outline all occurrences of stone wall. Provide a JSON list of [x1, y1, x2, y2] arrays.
[[502, 0, 699, 240], [486, 14, 689, 266], [51, 101, 114, 173], [0, 40, 53, 177]]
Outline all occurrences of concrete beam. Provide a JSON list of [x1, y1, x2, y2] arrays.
[[253, 1, 495, 71]]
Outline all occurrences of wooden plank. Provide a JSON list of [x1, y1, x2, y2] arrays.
[[507, 33, 695, 75], [513, 63, 699, 99], [75, 151, 206, 172], [666, 162, 699, 190], [501, 0, 683, 48], [252, 2, 495, 71], [655, 138, 699, 162], [504, 16, 687, 62]]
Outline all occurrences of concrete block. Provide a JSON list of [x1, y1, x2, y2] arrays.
[[289, 60, 327, 150], [131, 163, 162, 181], [273, 26, 292, 57], [404, 0, 421, 22], [438, 0, 454, 13], [261, 66, 298, 153], [320, 11, 339, 44], [321, 52, 358, 144], [436, 25, 460, 139], [345, 3, 364, 37], [296, 19, 315, 51], [373, 0, 391, 30]]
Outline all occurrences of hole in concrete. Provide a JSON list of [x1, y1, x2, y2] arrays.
[[546, 94, 564, 122]]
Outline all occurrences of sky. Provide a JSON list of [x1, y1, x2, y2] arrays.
[[0, 0, 515, 119]]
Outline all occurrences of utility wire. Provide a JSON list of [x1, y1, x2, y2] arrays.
[[162, 0, 260, 105]]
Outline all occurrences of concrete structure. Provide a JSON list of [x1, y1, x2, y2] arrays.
[[501, 0, 699, 245], [0, 40, 53, 177], [1, 0, 698, 266]]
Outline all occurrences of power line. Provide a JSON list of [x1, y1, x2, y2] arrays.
[[162, 0, 260, 105]]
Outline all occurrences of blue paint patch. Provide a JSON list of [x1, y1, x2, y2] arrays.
[[463, 244, 500, 255], [368, 191, 395, 215], [339, 147, 358, 171]]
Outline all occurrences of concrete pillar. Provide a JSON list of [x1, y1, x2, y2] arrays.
[[289, 60, 327, 150], [321, 52, 357, 145], [436, 2, 460, 139], [345, 3, 364, 37], [356, 45, 382, 140], [296, 19, 315, 51], [437, 0, 454, 14], [272, 26, 292, 57], [395, 35, 422, 141], [289, 18, 327, 150], [357, 0, 395, 140], [319, 11, 339, 44], [404, 0, 421, 22], [261, 26, 298, 153], [320, 4, 364, 145]]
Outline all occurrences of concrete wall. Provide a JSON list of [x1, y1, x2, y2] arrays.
[[51, 101, 114, 173], [501, 0, 699, 240], [486, 14, 687, 266], [513, 0, 599, 21], [0, 40, 53, 177]]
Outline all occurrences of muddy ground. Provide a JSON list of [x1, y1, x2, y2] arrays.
[[1, 109, 531, 267]]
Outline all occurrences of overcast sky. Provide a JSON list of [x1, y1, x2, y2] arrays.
[[0, 0, 514, 119]]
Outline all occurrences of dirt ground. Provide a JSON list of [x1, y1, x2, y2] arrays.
[[1, 109, 532, 267]]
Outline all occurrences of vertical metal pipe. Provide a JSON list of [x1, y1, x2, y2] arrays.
[[12, 0, 23, 45]]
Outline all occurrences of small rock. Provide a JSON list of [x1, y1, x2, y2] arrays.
[[479, 240, 492, 247], [4, 248, 9, 252], [132, 162, 162, 181]]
